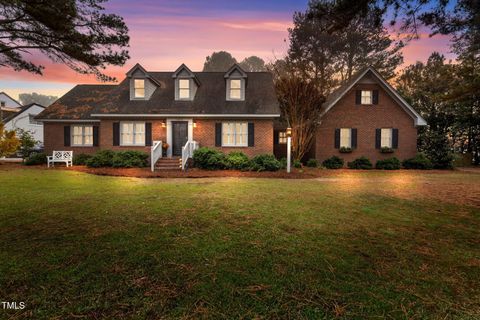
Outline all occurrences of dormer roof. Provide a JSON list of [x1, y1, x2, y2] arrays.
[[172, 64, 200, 86], [126, 63, 162, 86], [224, 64, 247, 78]]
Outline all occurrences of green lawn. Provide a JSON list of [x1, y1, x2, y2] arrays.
[[0, 168, 479, 319]]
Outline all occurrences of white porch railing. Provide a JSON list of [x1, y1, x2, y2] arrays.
[[181, 140, 199, 170], [150, 140, 163, 172]]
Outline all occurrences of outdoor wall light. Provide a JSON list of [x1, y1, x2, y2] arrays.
[[161, 121, 166, 128], [193, 120, 197, 128]]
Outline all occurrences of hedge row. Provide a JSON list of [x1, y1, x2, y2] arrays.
[[192, 147, 282, 172], [321, 153, 433, 170], [74, 150, 149, 168]]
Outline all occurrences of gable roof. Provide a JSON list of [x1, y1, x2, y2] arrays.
[[172, 64, 200, 86], [36, 71, 280, 120], [126, 63, 162, 86], [225, 64, 247, 78], [4, 103, 45, 123], [323, 67, 427, 126], [0, 91, 22, 109]]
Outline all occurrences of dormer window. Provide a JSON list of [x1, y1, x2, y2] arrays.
[[229, 79, 243, 100], [178, 79, 190, 99], [134, 79, 145, 98]]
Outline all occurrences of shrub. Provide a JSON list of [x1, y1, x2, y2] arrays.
[[279, 157, 287, 169], [339, 147, 352, 153], [24, 152, 46, 165], [376, 157, 401, 170], [322, 156, 344, 169], [348, 156, 372, 169], [250, 154, 281, 172], [85, 150, 115, 168], [402, 153, 433, 170], [193, 147, 226, 170], [306, 158, 318, 167], [293, 159, 302, 168], [224, 151, 250, 170], [112, 151, 149, 168], [380, 147, 394, 153], [16, 129, 38, 159], [73, 153, 92, 165]]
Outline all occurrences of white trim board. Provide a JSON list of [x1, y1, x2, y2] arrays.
[[90, 114, 281, 118]]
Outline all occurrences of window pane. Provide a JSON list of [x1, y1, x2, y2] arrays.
[[84, 126, 93, 145], [361, 90, 372, 104], [134, 123, 145, 145], [121, 123, 133, 145], [134, 79, 145, 98], [179, 88, 190, 99], [381, 128, 392, 148], [235, 122, 247, 146], [278, 132, 287, 144], [229, 80, 242, 99], [340, 128, 351, 148], [230, 79, 241, 89], [72, 126, 83, 145], [222, 123, 234, 146], [179, 79, 190, 89]]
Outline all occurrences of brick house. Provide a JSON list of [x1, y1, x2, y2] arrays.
[[36, 63, 280, 169], [37, 64, 426, 169], [274, 67, 427, 164]]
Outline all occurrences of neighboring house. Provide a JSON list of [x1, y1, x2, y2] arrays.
[[4, 103, 46, 147], [0, 92, 22, 121], [274, 67, 427, 164], [36, 63, 280, 168]]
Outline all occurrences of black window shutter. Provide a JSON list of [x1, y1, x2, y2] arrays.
[[93, 126, 99, 146], [375, 129, 381, 149], [334, 128, 340, 149], [351, 128, 357, 149], [373, 90, 379, 105], [64, 126, 71, 147], [145, 122, 152, 146], [355, 90, 361, 105], [248, 122, 254, 147], [215, 123, 222, 147], [274, 130, 279, 144], [113, 122, 120, 146], [392, 128, 399, 149]]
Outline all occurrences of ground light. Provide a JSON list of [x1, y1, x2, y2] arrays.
[[286, 127, 292, 173]]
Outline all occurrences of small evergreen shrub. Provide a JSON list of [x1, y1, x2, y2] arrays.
[[112, 151, 149, 168], [339, 147, 352, 153], [348, 156, 372, 169], [193, 147, 226, 170], [279, 157, 287, 169], [250, 154, 281, 172], [376, 157, 401, 170], [322, 156, 344, 169], [73, 153, 92, 165], [293, 159, 302, 168], [306, 158, 318, 167], [380, 147, 394, 153], [224, 151, 250, 170], [24, 152, 46, 165], [402, 153, 433, 170], [85, 150, 115, 168]]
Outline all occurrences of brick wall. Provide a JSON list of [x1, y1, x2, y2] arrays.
[[44, 119, 273, 158], [315, 83, 418, 165], [193, 119, 273, 157]]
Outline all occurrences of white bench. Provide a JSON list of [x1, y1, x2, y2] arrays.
[[47, 151, 73, 168]]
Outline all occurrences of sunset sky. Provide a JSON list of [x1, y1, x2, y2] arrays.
[[0, 0, 454, 102]]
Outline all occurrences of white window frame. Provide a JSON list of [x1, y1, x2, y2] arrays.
[[278, 131, 287, 144], [134, 79, 145, 98], [178, 79, 190, 100], [120, 122, 145, 146], [361, 90, 373, 105], [228, 79, 243, 101], [381, 128, 393, 148], [222, 122, 248, 147], [71, 125, 93, 147], [340, 128, 352, 148]]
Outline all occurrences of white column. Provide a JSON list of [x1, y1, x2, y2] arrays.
[[287, 136, 291, 173]]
